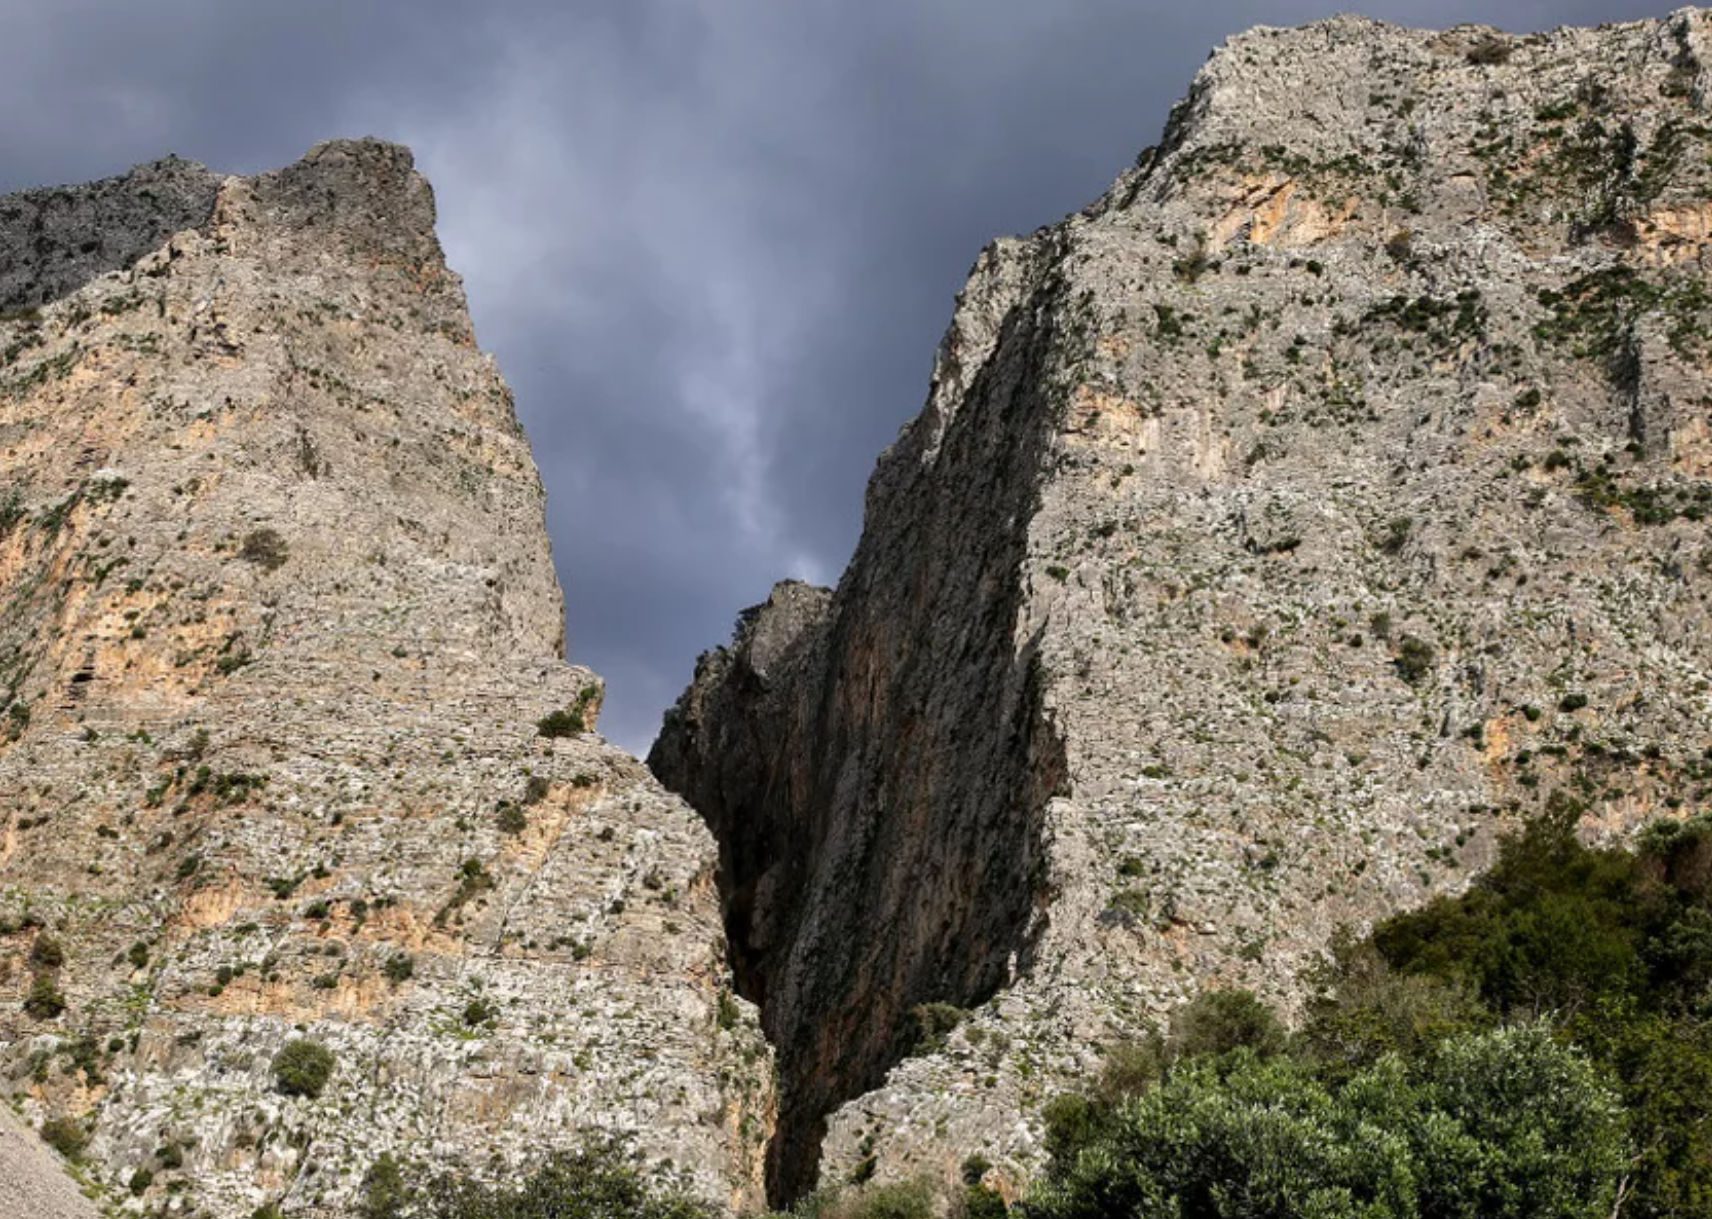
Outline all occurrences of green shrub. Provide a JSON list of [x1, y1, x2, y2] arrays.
[[384, 953, 415, 984], [537, 685, 601, 738], [1377, 515, 1412, 554], [238, 528, 289, 571], [1298, 940, 1486, 1080], [1030, 1028, 1622, 1219], [1393, 634, 1436, 684], [129, 1168, 154, 1195], [963, 1184, 1007, 1219], [272, 1038, 335, 1098], [435, 857, 496, 926], [415, 1135, 712, 1219], [1034, 808, 1712, 1218], [1167, 988, 1286, 1061], [29, 934, 63, 968], [1370, 809, 1647, 1015], [1095, 1034, 1167, 1100], [38, 1116, 88, 1160], [497, 803, 528, 835], [1364, 808, 1712, 1213], [24, 972, 66, 1019], [907, 1002, 965, 1054], [790, 1180, 937, 1219], [359, 1153, 408, 1219]]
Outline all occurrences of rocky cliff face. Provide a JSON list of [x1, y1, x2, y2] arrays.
[[0, 141, 771, 1217], [652, 10, 1712, 1203]]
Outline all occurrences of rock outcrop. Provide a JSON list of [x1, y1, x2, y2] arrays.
[[653, 10, 1712, 1203], [0, 140, 771, 1217]]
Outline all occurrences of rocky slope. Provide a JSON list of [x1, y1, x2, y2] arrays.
[[0, 141, 772, 1217], [652, 9, 1712, 1203]]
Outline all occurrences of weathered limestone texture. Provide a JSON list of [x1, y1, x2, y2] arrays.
[[653, 10, 1712, 1202], [0, 139, 771, 1217]]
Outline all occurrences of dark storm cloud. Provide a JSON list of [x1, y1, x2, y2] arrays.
[[0, 0, 1673, 750]]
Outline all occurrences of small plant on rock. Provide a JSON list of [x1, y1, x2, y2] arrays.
[[24, 972, 66, 1019], [39, 1116, 88, 1160], [536, 684, 602, 738], [1394, 634, 1436, 685], [238, 527, 290, 571]]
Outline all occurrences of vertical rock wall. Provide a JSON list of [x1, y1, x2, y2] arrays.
[[654, 9, 1712, 1202], [0, 141, 772, 1217]]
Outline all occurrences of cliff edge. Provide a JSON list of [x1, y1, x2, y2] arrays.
[[653, 9, 1712, 1202], [0, 140, 771, 1217]]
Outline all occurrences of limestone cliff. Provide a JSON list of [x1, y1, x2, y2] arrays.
[[0, 140, 771, 1217], [652, 10, 1712, 1203]]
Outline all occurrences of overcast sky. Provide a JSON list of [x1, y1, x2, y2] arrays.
[[0, 0, 1671, 751]]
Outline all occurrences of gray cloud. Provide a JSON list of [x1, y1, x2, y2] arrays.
[[0, 0, 1672, 749]]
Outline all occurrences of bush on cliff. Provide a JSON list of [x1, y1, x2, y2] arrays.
[[1029, 806, 1712, 1219], [365, 1135, 711, 1219], [271, 1037, 335, 1099]]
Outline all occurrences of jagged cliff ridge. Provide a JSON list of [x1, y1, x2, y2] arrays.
[[0, 141, 771, 1216], [653, 9, 1712, 1203]]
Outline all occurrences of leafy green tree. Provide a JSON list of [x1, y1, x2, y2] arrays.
[[1029, 1028, 1624, 1219], [1373, 808, 1646, 1014], [1410, 1025, 1626, 1219], [271, 1038, 335, 1099]]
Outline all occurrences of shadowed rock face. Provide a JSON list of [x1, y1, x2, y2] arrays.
[[0, 156, 222, 312], [654, 8, 1712, 1203], [0, 140, 771, 1218]]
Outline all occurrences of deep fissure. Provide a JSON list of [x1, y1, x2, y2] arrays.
[[650, 257, 1080, 1205]]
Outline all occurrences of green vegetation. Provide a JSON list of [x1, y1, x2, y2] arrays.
[[24, 971, 66, 1019], [1535, 269, 1712, 364], [361, 1136, 712, 1219], [908, 1002, 966, 1055], [1392, 634, 1436, 685], [271, 1038, 335, 1099], [1031, 811, 1712, 1219], [359, 1154, 409, 1219], [1573, 462, 1712, 526], [538, 684, 602, 737], [436, 857, 496, 926], [38, 1116, 88, 1161], [1364, 290, 1486, 351], [237, 527, 290, 571], [1465, 35, 1513, 65], [1034, 1026, 1620, 1219]]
